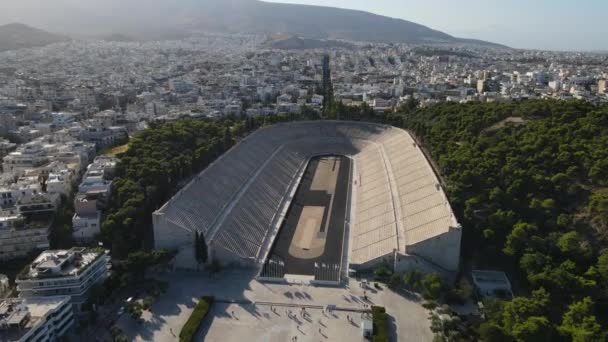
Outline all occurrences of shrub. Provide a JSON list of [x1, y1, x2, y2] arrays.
[[142, 296, 154, 310], [208, 259, 221, 273], [445, 288, 469, 305], [373, 266, 391, 280], [179, 296, 214, 342], [388, 274, 401, 289], [157, 280, 169, 294], [421, 273, 444, 300], [403, 270, 424, 292], [372, 306, 390, 342], [422, 300, 438, 310], [127, 302, 143, 320]]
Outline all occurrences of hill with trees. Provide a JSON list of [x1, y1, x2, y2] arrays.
[[397, 100, 608, 341]]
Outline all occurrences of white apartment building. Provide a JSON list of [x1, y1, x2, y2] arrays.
[[16, 193, 61, 217], [45, 171, 75, 196], [311, 94, 324, 105], [2, 144, 49, 176], [87, 156, 117, 179], [71, 156, 118, 242], [0, 296, 74, 342], [72, 196, 101, 242], [80, 126, 127, 149], [71, 212, 101, 243], [15, 248, 110, 311], [0, 139, 17, 160], [0, 215, 49, 261]]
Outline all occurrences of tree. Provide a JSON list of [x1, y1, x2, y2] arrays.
[[321, 54, 334, 117], [478, 322, 510, 342], [199, 232, 208, 264], [194, 231, 208, 265], [557, 231, 592, 260], [597, 252, 608, 287], [223, 126, 233, 150], [511, 316, 555, 342], [125, 251, 152, 280], [558, 297, 606, 342], [373, 266, 391, 280], [500, 288, 550, 332], [399, 97, 419, 113], [503, 222, 538, 256], [194, 231, 200, 263]]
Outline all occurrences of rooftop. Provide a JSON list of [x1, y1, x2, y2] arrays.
[[0, 296, 69, 341], [471, 270, 513, 299], [17, 247, 107, 281], [471, 270, 511, 287]]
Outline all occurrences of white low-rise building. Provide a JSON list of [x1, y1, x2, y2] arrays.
[[45, 170, 75, 196], [0, 274, 9, 295], [72, 211, 101, 243], [0, 296, 74, 342], [2, 144, 49, 176], [16, 193, 61, 217], [16, 248, 110, 311], [51, 112, 78, 127]]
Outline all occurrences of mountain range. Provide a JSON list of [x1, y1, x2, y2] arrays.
[[0, 0, 505, 51], [0, 23, 67, 52]]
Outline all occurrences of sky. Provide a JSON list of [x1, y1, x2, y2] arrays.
[[265, 0, 607, 51]]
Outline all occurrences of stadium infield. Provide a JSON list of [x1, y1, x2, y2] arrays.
[[266, 155, 351, 276]]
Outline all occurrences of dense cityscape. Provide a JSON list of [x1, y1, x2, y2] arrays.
[[0, 4, 607, 342]]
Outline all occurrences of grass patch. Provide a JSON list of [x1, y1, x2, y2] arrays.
[[179, 296, 214, 342], [372, 305, 389, 342], [102, 143, 129, 157]]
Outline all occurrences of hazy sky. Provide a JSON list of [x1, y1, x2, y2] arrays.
[[265, 0, 607, 51]]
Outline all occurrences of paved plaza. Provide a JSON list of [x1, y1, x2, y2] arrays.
[[116, 270, 433, 342], [201, 303, 366, 342]]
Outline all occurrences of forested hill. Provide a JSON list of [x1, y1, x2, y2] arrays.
[[400, 100, 608, 341]]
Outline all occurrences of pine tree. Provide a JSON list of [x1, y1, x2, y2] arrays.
[[194, 231, 201, 263], [200, 233, 208, 264], [321, 54, 334, 118], [223, 126, 233, 150]]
